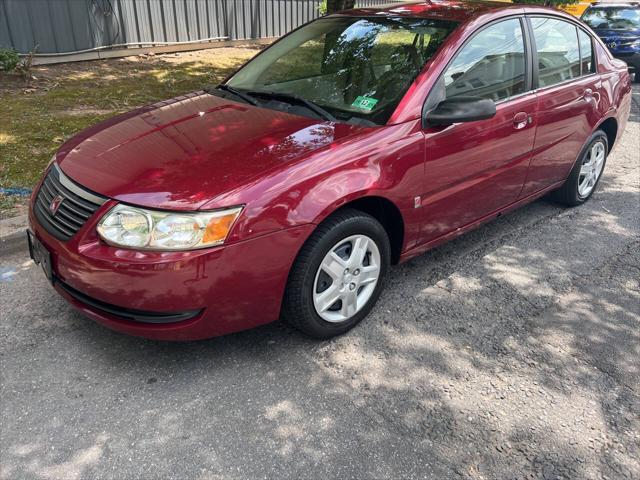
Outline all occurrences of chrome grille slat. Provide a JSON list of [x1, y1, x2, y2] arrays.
[[36, 195, 51, 212], [50, 175, 95, 211], [41, 181, 56, 201], [36, 195, 79, 232], [39, 188, 54, 206], [33, 165, 106, 241], [47, 174, 98, 213], [52, 190, 95, 214], [35, 201, 75, 237], [59, 202, 91, 220], [54, 206, 85, 227], [45, 206, 78, 232]]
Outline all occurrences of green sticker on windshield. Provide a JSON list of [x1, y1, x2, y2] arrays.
[[352, 96, 379, 111]]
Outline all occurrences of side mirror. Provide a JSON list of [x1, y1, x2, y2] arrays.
[[425, 96, 496, 127]]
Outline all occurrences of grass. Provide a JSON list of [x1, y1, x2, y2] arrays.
[[0, 47, 260, 190]]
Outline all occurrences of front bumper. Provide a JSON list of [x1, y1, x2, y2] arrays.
[[29, 198, 313, 341]]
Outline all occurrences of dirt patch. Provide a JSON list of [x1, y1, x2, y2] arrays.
[[55, 107, 116, 117], [0, 195, 29, 220]]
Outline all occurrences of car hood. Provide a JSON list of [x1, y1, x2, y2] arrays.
[[592, 28, 640, 41], [57, 92, 367, 210]]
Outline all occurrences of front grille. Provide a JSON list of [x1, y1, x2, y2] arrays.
[[34, 165, 107, 241]]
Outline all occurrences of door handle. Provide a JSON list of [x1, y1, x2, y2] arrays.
[[582, 88, 594, 100], [513, 112, 529, 130]]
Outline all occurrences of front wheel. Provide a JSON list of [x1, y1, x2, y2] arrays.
[[550, 130, 608, 207], [282, 209, 390, 339]]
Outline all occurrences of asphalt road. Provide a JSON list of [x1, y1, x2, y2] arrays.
[[1, 87, 639, 480]]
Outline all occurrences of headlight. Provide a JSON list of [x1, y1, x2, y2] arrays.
[[97, 204, 243, 250]]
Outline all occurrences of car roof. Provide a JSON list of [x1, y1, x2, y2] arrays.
[[340, 0, 526, 23]]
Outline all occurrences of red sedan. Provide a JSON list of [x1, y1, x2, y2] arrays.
[[28, 1, 632, 340]]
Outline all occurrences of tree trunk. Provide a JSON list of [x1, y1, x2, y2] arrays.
[[326, 0, 356, 13]]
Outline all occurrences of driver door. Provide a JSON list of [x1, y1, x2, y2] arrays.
[[420, 18, 538, 243]]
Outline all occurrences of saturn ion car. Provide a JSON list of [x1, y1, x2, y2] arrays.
[[28, 1, 632, 340]]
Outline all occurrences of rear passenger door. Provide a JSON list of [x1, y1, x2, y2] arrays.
[[521, 16, 600, 196]]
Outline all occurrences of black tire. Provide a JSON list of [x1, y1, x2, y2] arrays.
[[282, 208, 390, 339], [549, 130, 608, 207]]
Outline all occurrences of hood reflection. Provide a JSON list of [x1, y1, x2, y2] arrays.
[[58, 93, 366, 211]]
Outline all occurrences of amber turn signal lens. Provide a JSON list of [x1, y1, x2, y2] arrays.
[[203, 211, 240, 244]]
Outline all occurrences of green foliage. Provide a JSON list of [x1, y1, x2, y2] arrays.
[[325, 0, 356, 14], [319, 0, 327, 15], [0, 48, 20, 72], [512, 0, 580, 6]]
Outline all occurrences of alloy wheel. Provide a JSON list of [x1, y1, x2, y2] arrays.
[[313, 234, 381, 323], [577, 140, 606, 198]]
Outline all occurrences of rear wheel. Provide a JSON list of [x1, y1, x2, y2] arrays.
[[282, 209, 390, 339], [550, 131, 608, 206]]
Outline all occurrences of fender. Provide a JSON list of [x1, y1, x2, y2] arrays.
[[214, 120, 426, 251], [596, 74, 632, 145]]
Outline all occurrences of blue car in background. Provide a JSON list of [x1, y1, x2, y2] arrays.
[[582, 2, 640, 82]]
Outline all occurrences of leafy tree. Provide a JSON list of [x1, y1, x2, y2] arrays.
[[326, 0, 356, 13]]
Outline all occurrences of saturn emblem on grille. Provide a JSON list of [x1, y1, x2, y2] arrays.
[[49, 195, 64, 215]]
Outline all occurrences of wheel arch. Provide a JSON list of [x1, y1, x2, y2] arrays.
[[596, 116, 618, 152], [312, 195, 406, 265]]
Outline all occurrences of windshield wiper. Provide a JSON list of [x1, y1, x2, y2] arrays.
[[247, 90, 337, 122], [209, 84, 260, 106]]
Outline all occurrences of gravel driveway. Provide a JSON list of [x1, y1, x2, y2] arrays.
[[1, 86, 638, 480]]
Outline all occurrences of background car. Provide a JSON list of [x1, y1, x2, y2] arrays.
[[581, 2, 640, 81]]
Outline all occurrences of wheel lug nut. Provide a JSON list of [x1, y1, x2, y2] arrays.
[[349, 283, 356, 290], [354, 269, 360, 275], [344, 269, 349, 274]]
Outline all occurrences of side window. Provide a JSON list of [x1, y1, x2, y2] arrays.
[[578, 29, 594, 75], [443, 19, 526, 102], [531, 17, 580, 88]]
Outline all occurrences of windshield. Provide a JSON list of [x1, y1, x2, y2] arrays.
[[225, 16, 458, 125], [582, 7, 640, 30]]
